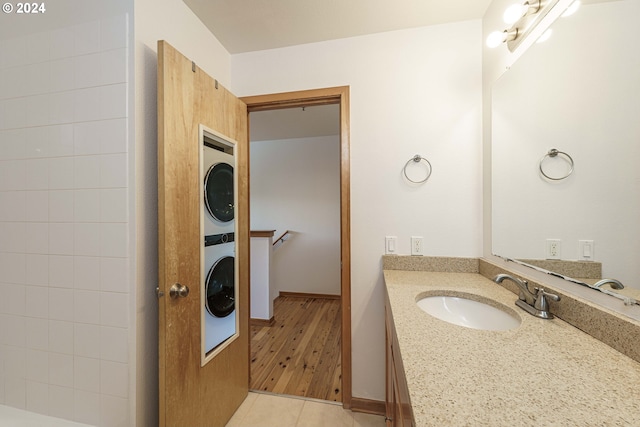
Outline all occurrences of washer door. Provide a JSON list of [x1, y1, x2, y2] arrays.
[[204, 163, 234, 222], [205, 256, 235, 318]]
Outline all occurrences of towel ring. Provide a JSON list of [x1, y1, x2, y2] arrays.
[[539, 149, 574, 181], [403, 154, 432, 184]]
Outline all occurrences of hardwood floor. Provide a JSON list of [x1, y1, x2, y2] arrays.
[[250, 296, 342, 402]]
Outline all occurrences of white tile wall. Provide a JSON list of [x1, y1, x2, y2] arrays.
[[0, 12, 131, 427]]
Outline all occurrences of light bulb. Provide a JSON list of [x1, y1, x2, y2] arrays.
[[503, 4, 526, 24], [486, 30, 506, 48], [562, 0, 581, 17], [536, 28, 553, 43]]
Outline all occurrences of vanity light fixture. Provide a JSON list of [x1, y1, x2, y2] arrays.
[[487, 0, 561, 51], [503, 0, 542, 25]]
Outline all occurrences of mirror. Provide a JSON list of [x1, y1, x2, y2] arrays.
[[200, 125, 240, 365], [491, 0, 640, 305]]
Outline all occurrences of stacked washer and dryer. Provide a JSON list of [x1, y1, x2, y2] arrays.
[[203, 135, 237, 354]]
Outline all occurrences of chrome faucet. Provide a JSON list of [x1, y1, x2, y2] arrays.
[[593, 278, 624, 290], [493, 274, 560, 319]]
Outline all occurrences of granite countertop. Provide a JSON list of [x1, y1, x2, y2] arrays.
[[384, 270, 640, 427]]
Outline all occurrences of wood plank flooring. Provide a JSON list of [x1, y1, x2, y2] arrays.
[[250, 296, 342, 402]]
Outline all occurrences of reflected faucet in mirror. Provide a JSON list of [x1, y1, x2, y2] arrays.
[[593, 279, 624, 290]]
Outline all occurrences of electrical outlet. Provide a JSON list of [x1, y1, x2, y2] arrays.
[[546, 239, 561, 260], [411, 236, 424, 256], [578, 240, 594, 260], [385, 236, 397, 255]]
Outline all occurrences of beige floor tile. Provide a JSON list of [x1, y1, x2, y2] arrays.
[[225, 392, 259, 426], [353, 411, 387, 427], [296, 400, 354, 427], [234, 393, 305, 427]]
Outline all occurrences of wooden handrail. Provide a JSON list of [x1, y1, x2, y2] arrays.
[[273, 230, 291, 246]]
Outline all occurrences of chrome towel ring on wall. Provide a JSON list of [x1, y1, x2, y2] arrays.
[[403, 154, 432, 184], [539, 148, 574, 181]]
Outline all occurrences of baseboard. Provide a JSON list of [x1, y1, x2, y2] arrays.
[[350, 397, 386, 416], [250, 317, 275, 326], [279, 291, 341, 300]]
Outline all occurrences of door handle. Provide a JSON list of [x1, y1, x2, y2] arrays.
[[169, 283, 190, 299]]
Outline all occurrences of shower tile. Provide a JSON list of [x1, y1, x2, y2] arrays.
[[49, 157, 74, 190], [99, 257, 127, 293], [25, 222, 49, 254], [49, 353, 74, 387], [100, 292, 128, 328], [25, 94, 50, 127], [49, 288, 74, 322], [5, 377, 26, 409], [74, 356, 100, 392], [49, 223, 74, 256], [48, 319, 73, 354], [49, 190, 74, 222], [74, 323, 100, 359], [49, 27, 74, 60], [48, 385, 74, 420], [100, 394, 128, 427], [50, 57, 75, 93], [0, 253, 26, 285], [26, 349, 49, 382], [100, 153, 127, 188], [25, 317, 49, 350], [99, 84, 127, 120], [100, 188, 127, 223], [73, 256, 100, 290], [48, 91, 75, 126], [73, 121, 102, 156], [73, 21, 101, 56], [100, 326, 128, 363], [73, 53, 102, 89], [101, 49, 127, 85], [24, 158, 50, 191], [74, 223, 100, 256], [74, 155, 100, 189], [100, 223, 128, 257], [48, 255, 74, 288], [26, 380, 49, 415], [4, 345, 26, 378], [25, 127, 51, 159], [25, 255, 49, 286], [74, 189, 100, 223], [74, 290, 100, 324], [100, 360, 128, 398], [26, 285, 49, 319], [25, 191, 49, 222], [74, 389, 100, 425], [101, 15, 128, 51], [99, 118, 127, 154]]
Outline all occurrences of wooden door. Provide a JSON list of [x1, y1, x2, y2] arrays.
[[157, 41, 249, 427]]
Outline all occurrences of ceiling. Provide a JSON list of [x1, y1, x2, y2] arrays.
[[182, 0, 493, 54], [184, 0, 493, 141]]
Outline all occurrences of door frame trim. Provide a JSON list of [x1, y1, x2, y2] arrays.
[[242, 86, 352, 408]]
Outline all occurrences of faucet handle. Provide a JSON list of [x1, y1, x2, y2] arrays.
[[534, 287, 560, 312]]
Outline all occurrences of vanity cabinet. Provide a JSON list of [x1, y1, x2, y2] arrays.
[[385, 290, 414, 427]]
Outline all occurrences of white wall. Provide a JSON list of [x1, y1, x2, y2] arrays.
[[232, 22, 483, 400], [250, 136, 341, 297], [133, 0, 232, 425], [0, 2, 133, 425]]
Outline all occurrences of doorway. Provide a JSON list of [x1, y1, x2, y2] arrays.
[[241, 87, 352, 407]]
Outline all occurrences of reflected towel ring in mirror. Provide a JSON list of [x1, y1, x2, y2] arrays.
[[539, 148, 574, 181], [403, 154, 433, 184]]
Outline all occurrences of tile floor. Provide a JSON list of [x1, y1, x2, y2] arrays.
[[226, 392, 387, 427]]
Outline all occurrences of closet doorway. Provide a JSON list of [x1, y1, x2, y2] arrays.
[[242, 87, 352, 407]]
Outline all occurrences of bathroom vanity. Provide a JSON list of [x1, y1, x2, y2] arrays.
[[383, 257, 640, 427]]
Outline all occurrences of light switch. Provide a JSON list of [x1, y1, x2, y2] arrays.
[[385, 236, 397, 255], [579, 240, 594, 260]]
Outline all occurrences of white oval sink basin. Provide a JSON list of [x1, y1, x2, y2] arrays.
[[417, 295, 520, 331]]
